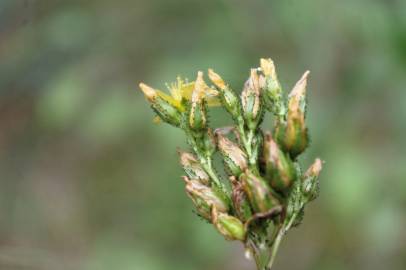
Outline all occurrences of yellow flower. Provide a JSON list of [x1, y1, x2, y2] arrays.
[[167, 75, 221, 107], [140, 74, 221, 124]]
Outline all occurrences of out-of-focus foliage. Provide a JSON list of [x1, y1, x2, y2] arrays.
[[0, 0, 405, 270]]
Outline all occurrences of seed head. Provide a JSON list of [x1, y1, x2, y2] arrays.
[[240, 170, 279, 213], [212, 206, 246, 241], [241, 69, 262, 129], [178, 150, 209, 185], [184, 176, 229, 220], [302, 158, 323, 201], [209, 69, 240, 119], [189, 71, 208, 130], [276, 71, 310, 157], [217, 134, 248, 176], [230, 176, 252, 222], [263, 133, 296, 193]]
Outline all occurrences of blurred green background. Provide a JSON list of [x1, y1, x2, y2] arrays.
[[1, 0, 405, 269]]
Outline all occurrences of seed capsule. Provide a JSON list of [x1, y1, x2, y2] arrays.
[[217, 134, 248, 176], [259, 58, 285, 117], [184, 176, 229, 220], [139, 83, 182, 127], [208, 69, 240, 119], [263, 133, 296, 193], [302, 158, 323, 201], [260, 58, 281, 96], [230, 176, 252, 222], [275, 71, 310, 158], [189, 71, 208, 131], [208, 68, 226, 90], [260, 58, 277, 78], [241, 69, 263, 129], [139, 83, 158, 102], [240, 170, 279, 213], [211, 206, 246, 241], [178, 151, 209, 185]]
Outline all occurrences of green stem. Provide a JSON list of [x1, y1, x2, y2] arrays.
[[186, 131, 223, 187], [267, 212, 298, 269], [202, 158, 221, 186], [249, 236, 272, 270], [267, 227, 284, 270], [236, 117, 256, 167]]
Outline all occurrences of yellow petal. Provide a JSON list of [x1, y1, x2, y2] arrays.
[[207, 98, 221, 107], [167, 75, 221, 107], [156, 89, 184, 111], [179, 81, 195, 101], [169, 77, 183, 101]]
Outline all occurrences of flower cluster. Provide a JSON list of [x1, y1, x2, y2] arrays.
[[139, 58, 323, 270]]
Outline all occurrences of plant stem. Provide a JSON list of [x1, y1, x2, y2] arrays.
[[202, 157, 221, 186], [266, 212, 298, 269], [236, 117, 257, 167]]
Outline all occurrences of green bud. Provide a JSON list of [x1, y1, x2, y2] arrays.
[[178, 150, 209, 185], [217, 134, 248, 176], [240, 170, 279, 213], [260, 58, 286, 117], [208, 69, 240, 119], [230, 176, 252, 222], [184, 176, 229, 220], [189, 72, 208, 131], [241, 69, 263, 130], [263, 132, 296, 193], [139, 83, 182, 127], [275, 71, 310, 158], [212, 206, 246, 241], [302, 158, 322, 201]]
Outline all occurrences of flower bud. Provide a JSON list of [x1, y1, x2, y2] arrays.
[[302, 158, 322, 201], [207, 68, 226, 90], [263, 133, 296, 193], [288, 70, 309, 115], [212, 206, 246, 241], [260, 58, 285, 117], [208, 69, 240, 119], [230, 176, 252, 222], [189, 71, 208, 131], [275, 71, 310, 158], [184, 176, 229, 220], [260, 58, 281, 94], [240, 170, 279, 213], [178, 150, 209, 185], [139, 83, 182, 126], [217, 134, 248, 176], [139, 83, 158, 102], [241, 69, 263, 129]]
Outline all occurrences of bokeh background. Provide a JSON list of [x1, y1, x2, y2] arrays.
[[1, 0, 406, 269]]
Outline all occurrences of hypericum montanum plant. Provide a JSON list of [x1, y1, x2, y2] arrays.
[[139, 58, 323, 270]]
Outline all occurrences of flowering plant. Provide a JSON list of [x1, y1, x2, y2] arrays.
[[139, 58, 323, 270]]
